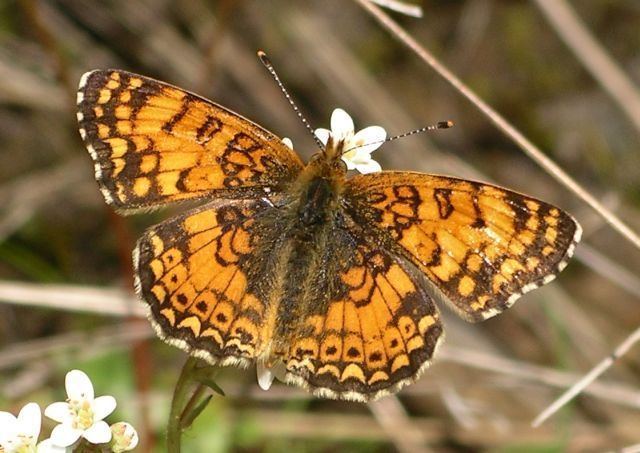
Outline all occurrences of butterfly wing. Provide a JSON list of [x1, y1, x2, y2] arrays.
[[134, 198, 280, 365], [77, 70, 303, 213], [276, 218, 443, 401], [342, 171, 582, 322]]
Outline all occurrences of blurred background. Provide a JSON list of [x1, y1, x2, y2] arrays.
[[1, 0, 640, 451]]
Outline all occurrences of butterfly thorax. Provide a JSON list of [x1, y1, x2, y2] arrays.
[[291, 138, 348, 229], [255, 139, 353, 358]]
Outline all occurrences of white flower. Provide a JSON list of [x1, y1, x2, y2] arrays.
[[314, 108, 387, 174], [109, 422, 139, 452], [0, 402, 41, 453], [36, 439, 69, 453], [44, 370, 116, 448], [256, 360, 288, 391]]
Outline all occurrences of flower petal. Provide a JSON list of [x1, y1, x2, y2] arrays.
[[38, 438, 70, 453], [50, 424, 82, 448], [83, 421, 112, 445], [271, 361, 288, 382], [18, 402, 41, 439], [256, 362, 275, 390], [92, 395, 116, 421], [356, 159, 382, 174], [349, 125, 387, 155], [347, 148, 375, 164], [44, 402, 71, 424], [0, 412, 18, 446], [340, 151, 359, 170], [65, 370, 94, 401], [330, 108, 354, 141], [0, 411, 17, 430], [313, 128, 330, 145]]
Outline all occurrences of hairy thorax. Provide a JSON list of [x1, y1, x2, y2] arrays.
[[250, 154, 352, 358]]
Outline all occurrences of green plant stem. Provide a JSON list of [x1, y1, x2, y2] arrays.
[[179, 383, 207, 428], [167, 356, 199, 453]]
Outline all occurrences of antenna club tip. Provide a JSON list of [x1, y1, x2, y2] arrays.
[[257, 50, 271, 66], [438, 120, 454, 129]]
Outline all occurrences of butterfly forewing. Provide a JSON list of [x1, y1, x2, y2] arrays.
[[343, 171, 581, 321], [77, 70, 303, 212]]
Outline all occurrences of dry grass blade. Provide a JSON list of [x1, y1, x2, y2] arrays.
[[440, 345, 640, 412], [369, 0, 423, 17], [532, 325, 640, 427], [575, 243, 640, 299], [0, 280, 143, 316], [0, 324, 153, 370], [369, 397, 431, 453], [353, 0, 640, 251]]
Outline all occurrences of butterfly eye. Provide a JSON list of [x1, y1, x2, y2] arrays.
[[328, 156, 346, 170]]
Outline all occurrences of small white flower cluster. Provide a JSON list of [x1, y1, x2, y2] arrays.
[[315, 108, 387, 174], [280, 108, 387, 175], [0, 370, 138, 452]]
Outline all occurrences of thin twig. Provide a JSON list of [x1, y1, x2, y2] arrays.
[[0, 280, 144, 316], [439, 384, 480, 429], [575, 243, 640, 299], [369, 0, 423, 17], [369, 397, 431, 453], [0, 323, 153, 370], [531, 325, 640, 427], [532, 0, 640, 133], [353, 0, 640, 251]]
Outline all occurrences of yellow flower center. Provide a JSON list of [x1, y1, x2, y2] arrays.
[[69, 398, 94, 430], [14, 435, 36, 453]]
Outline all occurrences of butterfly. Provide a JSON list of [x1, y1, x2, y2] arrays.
[[77, 68, 581, 401]]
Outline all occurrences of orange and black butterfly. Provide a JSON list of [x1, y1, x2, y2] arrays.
[[77, 67, 581, 401]]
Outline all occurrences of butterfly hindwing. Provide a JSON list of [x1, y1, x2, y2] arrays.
[[280, 225, 443, 401], [134, 198, 279, 366], [77, 70, 303, 212], [343, 171, 581, 321]]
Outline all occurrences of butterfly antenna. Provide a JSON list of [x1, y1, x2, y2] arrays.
[[258, 51, 325, 150], [343, 120, 454, 153], [388, 121, 454, 141]]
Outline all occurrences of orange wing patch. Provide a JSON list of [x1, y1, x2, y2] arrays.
[[134, 198, 275, 366], [77, 70, 302, 212], [344, 172, 581, 321], [281, 240, 443, 401]]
